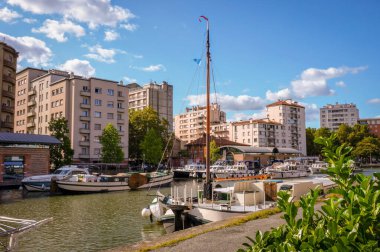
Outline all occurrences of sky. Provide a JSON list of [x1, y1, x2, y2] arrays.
[[1, 0, 379, 128]]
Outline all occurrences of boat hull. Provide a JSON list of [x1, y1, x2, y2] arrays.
[[270, 171, 310, 179], [188, 206, 248, 223], [22, 182, 51, 192], [56, 181, 130, 193]]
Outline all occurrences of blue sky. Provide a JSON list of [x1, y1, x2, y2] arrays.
[[1, 0, 379, 127]]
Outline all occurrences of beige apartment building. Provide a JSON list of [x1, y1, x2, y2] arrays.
[[0, 42, 18, 132], [320, 102, 359, 131], [127, 81, 173, 130], [174, 103, 226, 146], [266, 100, 307, 155], [15, 68, 129, 163]]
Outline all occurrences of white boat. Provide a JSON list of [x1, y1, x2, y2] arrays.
[[309, 161, 329, 174], [214, 161, 259, 179], [265, 158, 313, 179], [56, 171, 173, 193], [173, 164, 205, 179], [21, 165, 90, 192]]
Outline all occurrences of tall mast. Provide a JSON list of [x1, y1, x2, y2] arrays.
[[200, 15, 212, 200]]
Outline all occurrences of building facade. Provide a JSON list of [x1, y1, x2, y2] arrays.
[[358, 118, 380, 138], [14, 69, 129, 163], [0, 42, 18, 132], [320, 103, 359, 131], [127, 81, 173, 130], [266, 100, 307, 155], [174, 103, 226, 146]]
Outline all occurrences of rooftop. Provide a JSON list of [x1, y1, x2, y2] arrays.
[[0, 132, 61, 145]]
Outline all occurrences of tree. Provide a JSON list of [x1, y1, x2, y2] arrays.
[[140, 128, 163, 165], [209, 140, 221, 164], [48, 117, 74, 170], [306, 127, 317, 156], [129, 107, 168, 160], [99, 123, 124, 163], [239, 134, 380, 251], [352, 136, 380, 163]]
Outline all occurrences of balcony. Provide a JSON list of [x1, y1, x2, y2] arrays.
[[27, 111, 36, 117], [117, 119, 124, 124], [80, 90, 91, 96], [3, 59, 16, 70], [27, 100, 36, 106], [3, 75, 15, 84], [78, 154, 90, 159], [117, 95, 125, 101], [118, 131, 125, 136], [1, 105, 14, 114], [117, 107, 125, 113], [79, 141, 90, 146], [2, 90, 15, 99], [0, 121, 13, 129], [80, 103, 91, 109], [27, 122, 35, 128], [79, 128, 90, 134], [80, 116, 90, 121], [28, 89, 36, 96]]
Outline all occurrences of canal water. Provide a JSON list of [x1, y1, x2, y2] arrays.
[[0, 169, 377, 252]]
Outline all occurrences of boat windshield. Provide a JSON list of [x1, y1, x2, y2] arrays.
[[53, 169, 70, 175]]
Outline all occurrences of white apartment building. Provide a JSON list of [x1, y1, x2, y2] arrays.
[[174, 103, 226, 145], [320, 103, 359, 131], [127, 81, 173, 130], [15, 68, 129, 163], [266, 100, 307, 155]]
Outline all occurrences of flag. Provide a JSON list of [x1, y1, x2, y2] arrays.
[[193, 59, 201, 65]]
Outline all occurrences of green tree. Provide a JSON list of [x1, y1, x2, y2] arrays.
[[99, 123, 124, 163], [209, 140, 221, 164], [336, 123, 352, 145], [352, 136, 380, 163], [129, 107, 168, 160], [48, 117, 74, 170], [140, 128, 163, 165], [239, 134, 380, 251], [306, 127, 317, 156]]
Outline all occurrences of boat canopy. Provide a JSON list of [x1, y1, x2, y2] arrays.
[[219, 145, 302, 155]]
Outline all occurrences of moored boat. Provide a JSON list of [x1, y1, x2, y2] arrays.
[[265, 157, 314, 179], [21, 165, 90, 192]]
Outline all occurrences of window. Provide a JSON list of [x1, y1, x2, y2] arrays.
[[117, 102, 123, 109], [94, 148, 100, 155], [94, 124, 101, 130], [107, 113, 114, 119], [83, 86, 89, 91], [83, 98, 89, 104], [82, 110, 89, 116], [95, 99, 102, 106], [94, 136, 100, 142], [107, 89, 114, 96], [107, 101, 114, 108], [118, 91, 123, 97], [95, 88, 102, 94], [94, 111, 101, 118], [117, 114, 122, 120]]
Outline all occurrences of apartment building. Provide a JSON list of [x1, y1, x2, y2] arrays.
[[15, 68, 129, 163], [174, 103, 226, 145], [358, 118, 380, 138], [320, 102, 359, 131], [0, 42, 18, 132], [266, 100, 307, 155], [127, 81, 173, 130], [230, 119, 285, 147]]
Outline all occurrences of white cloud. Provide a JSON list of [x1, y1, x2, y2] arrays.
[[186, 93, 265, 111], [292, 66, 366, 98], [7, 0, 135, 28], [300, 102, 320, 123], [228, 110, 267, 122], [104, 30, 119, 41], [367, 98, 380, 104], [23, 17, 37, 24], [32, 19, 85, 42], [265, 88, 292, 101], [0, 32, 52, 67], [84, 44, 118, 63], [123, 75, 137, 83], [335, 81, 346, 87], [131, 64, 166, 72], [0, 7, 21, 22], [132, 54, 143, 59], [121, 23, 137, 31], [58, 59, 95, 77]]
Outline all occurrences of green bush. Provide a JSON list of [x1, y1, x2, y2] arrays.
[[238, 134, 380, 251]]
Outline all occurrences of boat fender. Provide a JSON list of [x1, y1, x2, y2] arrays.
[[141, 207, 151, 218]]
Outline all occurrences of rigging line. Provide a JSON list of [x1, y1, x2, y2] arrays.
[[210, 58, 218, 105]]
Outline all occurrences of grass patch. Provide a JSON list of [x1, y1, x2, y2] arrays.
[[136, 207, 282, 252]]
